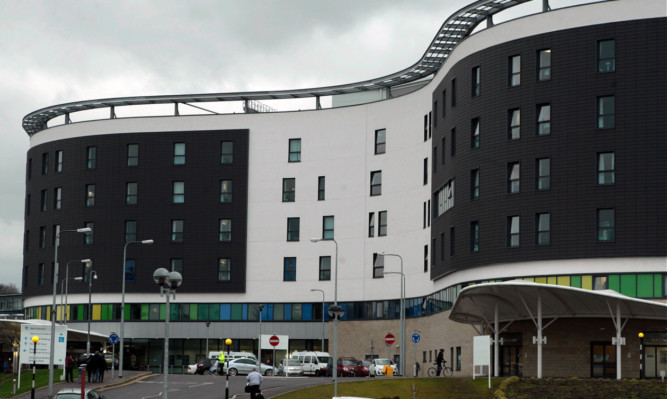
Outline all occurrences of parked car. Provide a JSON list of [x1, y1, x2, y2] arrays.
[[277, 359, 304, 376], [195, 358, 215, 375], [354, 360, 371, 377], [370, 358, 398, 376], [104, 353, 118, 370], [290, 351, 331, 376], [55, 387, 105, 399], [337, 357, 358, 377], [222, 358, 274, 376], [186, 363, 198, 374]]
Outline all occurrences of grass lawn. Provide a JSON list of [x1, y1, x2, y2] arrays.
[[0, 369, 82, 398]]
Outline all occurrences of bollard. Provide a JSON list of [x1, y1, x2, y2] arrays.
[[79, 365, 86, 399], [12, 379, 16, 395]]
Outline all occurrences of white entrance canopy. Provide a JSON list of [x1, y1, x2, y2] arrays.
[[0, 318, 108, 346], [449, 281, 667, 379]]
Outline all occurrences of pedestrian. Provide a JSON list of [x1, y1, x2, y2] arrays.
[[96, 353, 107, 383], [89, 352, 102, 382], [218, 352, 226, 375], [436, 349, 444, 377], [246, 369, 263, 399], [65, 354, 75, 382]]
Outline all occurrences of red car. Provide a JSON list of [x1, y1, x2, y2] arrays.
[[353, 360, 371, 377], [337, 357, 357, 377]]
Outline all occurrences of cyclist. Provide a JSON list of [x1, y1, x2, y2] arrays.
[[436, 349, 445, 376]]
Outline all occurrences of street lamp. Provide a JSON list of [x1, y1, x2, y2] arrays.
[[382, 252, 405, 377], [310, 289, 325, 351], [49, 226, 91, 399], [31, 336, 39, 399], [310, 237, 341, 397], [153, 267, 182, 399], [59, 259, 91, 325], [224, 338, 232, 399], [205, 321, 211, 358], [119, 239, 153, 379], [257, 305, 264, 364], [75, 269, 98, 355]]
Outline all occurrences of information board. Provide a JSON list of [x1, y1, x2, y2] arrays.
[[20, 324, 68, 366]]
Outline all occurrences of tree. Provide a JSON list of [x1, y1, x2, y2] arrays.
[[0, 283, 19, 294]]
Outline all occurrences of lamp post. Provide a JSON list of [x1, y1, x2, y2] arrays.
[[119, 239, 153, 379], [310, 237, 341, 397], [205, 321, 211, 358], [31, 336, 39, 399], [382, 252, 405, 377], [224, 338, 232, 399], [310, 289, 325, 351], [75, 270, 98, 355], [49, 226, 91, 399], [60, 259, 91, 325], [153, 268, 182, 399], [257, 305, 263, 364]]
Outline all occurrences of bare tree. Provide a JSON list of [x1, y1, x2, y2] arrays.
[[0, 283, 19, 294]]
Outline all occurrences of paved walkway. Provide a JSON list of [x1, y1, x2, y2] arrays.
[[12, 370, 153, 398]]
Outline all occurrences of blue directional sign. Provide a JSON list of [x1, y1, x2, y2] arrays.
[[411, 332, 421, 344], [109, 333, 120, 345]]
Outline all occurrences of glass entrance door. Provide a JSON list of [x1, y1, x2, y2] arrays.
[[591, 342, 616, 378], [500, 346, 523, 376]]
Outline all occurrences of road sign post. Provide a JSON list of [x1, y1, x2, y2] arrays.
[[384, 332, 395, 362], [269, 335, 279, 369], [109, 333, 119, 379], [411, 332, 421, 377]]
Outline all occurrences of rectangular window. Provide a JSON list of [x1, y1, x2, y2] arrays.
[[509, 55, 521, 86], [441, 137, 446, 166], [24, 230, 29, 252], [442, 89, 446, 119], [85, 184, 95, 207], [26, 194, 31, 216], [38, 263, 45, 285], [509, 109, 520, 140], [171, 220, 184, 242], [220, 180, 232, 203], [597, 209, 615, 241], [282, 178, 295, 202], [52, 225, 60, 247], [432, 146, 437, 174], [173, 142, 186, 165], [598, 39, 615, 73], [27, 158, 32, 180], [538, 49, 551, 81], [433, 101, 437, 128], [41, 153, 49, 175], [508, 216, 520, 247], [471, 66, 481, 97], [318, 176, 325, 201], [221, 141, 234, 164], [593, 276, 608, 290], [289, 138, 301, 162], [508, 162, 520, 193], [84, 222, 94, 245], [170, 258, 183, 273], [451, 78, 457, 107], [41, 189, 47, 212], [424, 245, 428, 272], [319, 256, 331, 281], [172, 181, 185, 203], [39, 226, 46, 248], [287, 217, 300, 242], [127, 144, 139, 166], [471, 118, 480, 149], [536, 158, 551, 191], [219, 219, 232, 242], [471, 169, 480, 200], [54, 187, 62, 210], [439, 232, 445, 261], [55, 150, 63, 172], [450, 227, 455, 256], [451, 128, 456, 157], [283, 257, 296, 281], [378, 211, 387, 237], [368, 212, 375, 237], [86, 146, 96, 169], [372, 253, 384, 278], [598, 152, 615, 185], [375, 129, 386, 154], [125, 220, 137, 243], [470, 221, 479, 252], [218, 259, 231, 281], [424, 115, 428, 142], [125, 259, 136, 282], [536, 213, 550, 245], [370, 171, 382, 196], [537, 104, 551, 136], [423, 158, 428, 185], [126, 182, 138, 205], [323, 216, 334, 240], [598, 96, 615, 129]]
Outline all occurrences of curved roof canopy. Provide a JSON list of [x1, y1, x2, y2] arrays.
[[22, 0, 532, 135]]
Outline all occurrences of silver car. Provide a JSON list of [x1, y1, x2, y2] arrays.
[[278, 359, 304, 376], [223, 358, 274, 376], [55, 388, 105, 399]]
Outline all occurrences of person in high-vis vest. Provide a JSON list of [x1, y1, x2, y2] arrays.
[[218, 352, 226, 375]]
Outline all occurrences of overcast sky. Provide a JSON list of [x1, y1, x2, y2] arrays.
[[0, 0, 592, 290]]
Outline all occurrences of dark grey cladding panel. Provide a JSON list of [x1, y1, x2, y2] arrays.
[[23, 129, 249, 296]]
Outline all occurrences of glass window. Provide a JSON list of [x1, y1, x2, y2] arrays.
[[508, 162, 520, 193], [85, 184, 95, 207], [537, 104, 551, 136], [470, 221, 479, 252], [424, 158, 428, 185], [83, 222, 94, 245], [323, 216, 334, 240], [283, 257, 296, 281], [536, 213, 550, 245], [171, 258, 182, 273], [173, 181, 185, 203], [375, 129, 386, 154], [598, 152, 615, 185], [509, 109, 520, 140], [373, 253, 384, 278], [125, 220, 137, 243], [440, 233, 445, 260], [451, 128, 456, 157], [54, 187, 62, 210], [368, 212, 375, 237], [442, 89, 446, 118], [55, 150, 63, 172], [277, 179, 295, 205], [598, 96, 615, 129], [287, 217, 300, 242], [52, 225, 60, 247], [86, 146, 96, 169], [471, 118, 480, 149], [127, 144, 139, 166], [538, 49, 551, 81], [471, 169, 480, 200], [38, 263, 45, 285], [471, 66, 480, 97], [219, 219, 231, 242], [378, 211, 387, 237], [451, 78, 457, 107], [289, 139, 301, 162], [125, 259, 136, 282], [39, 226, 46, 248], [218, 259, 231, 281], [597, 209, 615, 241], [41, 153, 49, 175], [171, 220, 184, 242], [173, 143, 186, 165], [508, 216, 520, 247], [126, 182, 138, 205], [450, 227, 455, 256], [40, 189, 47, 212], [220, 180, 232, 203], [598, 39, 615, 73], [370, 171, 382, 196], [593, 276, 608, 290], [509, 55, 521, 86], [537, 158, 550, 191], [318, 176, 325, 201], [319, 256, 331, 281], [221, 141, 233, 164]]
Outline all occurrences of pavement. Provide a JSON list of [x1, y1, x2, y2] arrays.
[[12, 369, 153, 398]]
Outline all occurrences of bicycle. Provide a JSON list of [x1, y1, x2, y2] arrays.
[[427, 362, 453, 377]]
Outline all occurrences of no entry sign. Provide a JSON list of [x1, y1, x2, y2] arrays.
[[269, 335, 280, 347], [384, 333, 396, 346]]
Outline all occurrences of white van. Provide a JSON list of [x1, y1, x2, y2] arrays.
[[290, 351, 331, 376], [209, 351, 257, 361]]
